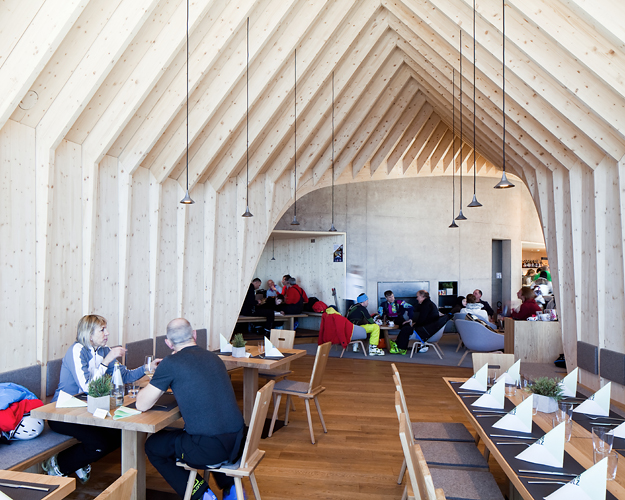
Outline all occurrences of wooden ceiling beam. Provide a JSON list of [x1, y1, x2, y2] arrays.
[[401, 113, 441, 174], [385, 101, 433, 174], [430, 130, 453, 172], [416, 121, 448, 173]]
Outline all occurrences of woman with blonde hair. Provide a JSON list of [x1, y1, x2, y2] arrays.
[[43, 315, 158, 484], [511, 287, 542, 320]]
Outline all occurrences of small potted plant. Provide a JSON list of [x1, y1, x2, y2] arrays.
[[231, 333, 247, 358], [87, 374, 113, 414], [528, 376, 563, 413]]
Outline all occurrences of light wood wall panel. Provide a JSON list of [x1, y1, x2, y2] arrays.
[[182, 185, 205, 328], [0, 120, 37, 371]]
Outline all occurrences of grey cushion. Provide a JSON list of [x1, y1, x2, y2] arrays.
[[155, 335, 170, 359], [125, 338, 154, 370], [412, 422, 474, 442], [416, 441, 489, 469], [600, 348, 625, 385], [430, 468, 504, 500], [0, 365, 41, 396], [0, 425, 74, 470], [195, 329, 207, 350], [577, 341, 598, 374], [46, 359, 63, 397]]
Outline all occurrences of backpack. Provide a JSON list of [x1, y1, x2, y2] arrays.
[[304, 297, 319, 312], [312, 301, 328, 313]]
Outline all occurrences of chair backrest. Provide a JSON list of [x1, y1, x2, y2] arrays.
[[391, 363, 400, 380], [399, 413, 438, 500], [95, 468, 137, 499], [392, 375, 414, 443], [427, 325, 445, 344], [472, 353, 515, 379], [308, 342, 331, 392], [240, 380, 275, 468], [455, 320, 504, 352], [269, 329, 296, 349]]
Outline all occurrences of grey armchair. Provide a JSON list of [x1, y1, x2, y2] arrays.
[[455, 319, 505, 366]]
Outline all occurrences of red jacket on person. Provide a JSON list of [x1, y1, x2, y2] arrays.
[[285, 284, 308, 305], [511, 299, 542, 320], [319, 311, 354, 348]]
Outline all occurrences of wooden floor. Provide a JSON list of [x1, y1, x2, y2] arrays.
[[63, 355, 509, 499]]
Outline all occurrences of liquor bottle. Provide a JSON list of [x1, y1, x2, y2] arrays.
[[112, 361, 124, 407]]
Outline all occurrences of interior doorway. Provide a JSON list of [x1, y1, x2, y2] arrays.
[[491, 239, 512, 316]]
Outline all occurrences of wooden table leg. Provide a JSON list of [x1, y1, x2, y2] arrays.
[[287, 317, 294, 330], [242, 367, 259, 424], [122, 429, 147, 500]]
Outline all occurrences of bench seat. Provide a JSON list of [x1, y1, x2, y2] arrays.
[[1, 424, 77, 471]]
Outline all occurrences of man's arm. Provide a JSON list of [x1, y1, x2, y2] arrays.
[[135, 383, 165, 412]]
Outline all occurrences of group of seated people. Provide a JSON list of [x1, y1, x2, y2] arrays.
[[42, 315, 241, 500]]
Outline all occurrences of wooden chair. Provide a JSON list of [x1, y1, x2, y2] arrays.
[[259, 329, 296, 410], [94, 468, 137, 500], [471, 353, 515, 380], [178, 380, 275, 500], [268, 342, 331, 444]]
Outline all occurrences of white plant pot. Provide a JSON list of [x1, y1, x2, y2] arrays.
[[533, 394, 558, 413], [232, 346, 247, 358], [87, 394, 111, 414]]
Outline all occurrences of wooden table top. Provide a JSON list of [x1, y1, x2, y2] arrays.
[[237, 313, 308, 320], [31, 395, 181, 434], [219, 346, 306, 370], [444, 377, 625, 500], [0, 470, 75, 500]]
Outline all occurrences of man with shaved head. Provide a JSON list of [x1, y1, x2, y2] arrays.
[[137, 318, 245, 500]]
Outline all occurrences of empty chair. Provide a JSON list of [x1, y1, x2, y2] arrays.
[[340, 338, 367, 358], [471, 353, 515, 379], [259, 329, 296, 381], [94, 468, 137, 500], [410, 325, 445, 359], [178, 380, 275, 500], [268, 342, 331, 444], [455, 320, 505, 366]]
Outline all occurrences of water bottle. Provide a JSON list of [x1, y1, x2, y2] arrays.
[[112, 361, 124, 407]]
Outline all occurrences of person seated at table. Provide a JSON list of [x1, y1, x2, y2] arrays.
[[511, 286, 542, 320], [257, 293, 285, 315], [266, 279, 279, 297], [279, 274, 291, 294], [460, 294, 489, 322], [240, 277, 274, 333], [393, 290, 447, 355], [532, 265, 551, 282], [472, 289, 495, 320], [449, 295, 466, 315], [138, 318, 245, 500], [377, 290, 413, 327], [283, 277, 309, 315], [42, 314, 156, 483], [346, 293, 384, 356]]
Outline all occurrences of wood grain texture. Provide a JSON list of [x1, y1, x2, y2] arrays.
[[0, 470, 75, 500]]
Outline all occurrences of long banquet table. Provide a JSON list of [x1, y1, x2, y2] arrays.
[[444, 377, 625, 500]]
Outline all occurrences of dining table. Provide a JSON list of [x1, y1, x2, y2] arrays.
[[219, 345, 307, 424], [31, 392, 181, 500], [444, 376, 625, 500], [0, 470, 75, 500]]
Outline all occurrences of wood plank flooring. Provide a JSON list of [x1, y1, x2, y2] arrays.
[[62, 355, 509, 499]]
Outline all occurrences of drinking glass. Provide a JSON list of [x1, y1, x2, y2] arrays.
[[145, 355, 155, 380], [488, 370, 497, 388], [592, 426, 614, 452], [257, 342, 265, 358], [505, 382, 517, 397], [127, 382, 140, 398], [594, 449, 618, 480], [552, 413, 572, 442]]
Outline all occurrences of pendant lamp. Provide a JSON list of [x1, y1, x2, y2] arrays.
[[455, 30, 467, 221], [449, 68, 458, 229], [241, 18, 253, 216], [329, 72, 337, 232], [290, 49, 300, 225], [180, 0, 194, 204], [271, 236, 276, 261], [494, 0, 515, 189], [468, 0, 482, 207]]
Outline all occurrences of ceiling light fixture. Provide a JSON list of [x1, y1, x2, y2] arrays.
[[455, 30, 467, 221], [291, 49, 300, 225], [241, 17, 253, 216], [468, 0, 482, 207], [271, 236, 276, 261], [449, 68, 458, 229], [494, 0, 515, 190], [180, 0, 194, 205], [329, 72, 337, 232]]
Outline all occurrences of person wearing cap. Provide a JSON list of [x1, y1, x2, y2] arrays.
[[346, 293, 384, 356]]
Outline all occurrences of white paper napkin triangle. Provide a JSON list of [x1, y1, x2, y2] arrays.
[[515, 421, 566, 468], [559, 368, 579, 398], [612, 420, 625, 439], [460, 363, 488, 392], [472, 378, 505, 409], [544, 457, 608, 500], [492, 394, 534, 434], [220, 334, 232, 353], [502, 359, 521, 385], [0, 490, 13, 499], [573, 382, 611, 417], [264, 337, 284, 357], [56, 390, 87, 408]]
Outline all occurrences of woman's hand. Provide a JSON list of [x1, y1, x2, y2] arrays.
[[102, 346, 127, 367]]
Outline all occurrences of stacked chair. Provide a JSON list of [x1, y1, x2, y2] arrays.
[[392, 365, 503, 500]]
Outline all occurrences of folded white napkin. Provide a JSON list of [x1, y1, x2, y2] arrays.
[[515, 422, 566, 468], [56, 390, 87, 408], [264, 337, 284, 357], [0, 490, 13, 499], [573, 382, 610, 417], [460, 363, 488, 392], [472, 378, 505, 409], [496, 359, 520, 386], [220, 334, 232, 353], [492, 394, 533, 434], [612, 420, 625, 439], [559, 368, 578, 398], [544, 457, 607, 500]]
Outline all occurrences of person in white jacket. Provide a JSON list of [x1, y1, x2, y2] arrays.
[[460, 294, 490, 323]]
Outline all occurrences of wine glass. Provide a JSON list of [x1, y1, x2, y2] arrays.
[[145, 355, 155, 379], [257, 342, 265, 358]]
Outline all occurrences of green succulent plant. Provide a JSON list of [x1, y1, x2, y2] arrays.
[[528, 376, 563, 401], [87, 374, 113, 398], [231, 333, 247, 348]]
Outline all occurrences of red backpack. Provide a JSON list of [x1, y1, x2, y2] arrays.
[[312, 301, 328, 313]]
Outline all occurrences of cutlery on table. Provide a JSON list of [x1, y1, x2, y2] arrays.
[[0, 482, 49, 492], [518, 470, 577, 477], [495, 442, 531, 446], [490, 434, 534, 439], [584, 415, 625, 421], [526, 480, 567, 485]]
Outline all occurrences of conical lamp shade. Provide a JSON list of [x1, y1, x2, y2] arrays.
[[467, 194, 482, 207], [455, 210, 467, 221], [180, 190, 195, 204], [449, 219, 459, 228], [494, 171, 515, 189], [290, 215, 300, 226], [242, 205, 253, 217], [329, 223, 337, 232]]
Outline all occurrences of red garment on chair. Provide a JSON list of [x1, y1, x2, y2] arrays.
[[319, 312, 354, 348], [0, 399, 43, 433]]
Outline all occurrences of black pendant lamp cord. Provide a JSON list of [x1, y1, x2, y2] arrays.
[[294, 49, 297, 215], [459, 31, 463, 207], [186, 0, 189, 192], [502, 3, 506, 174], [331, 71, 335, 229], [473, 0, 476, 193], [452, 69, 456, 215], [246, 17, 249, 202]]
